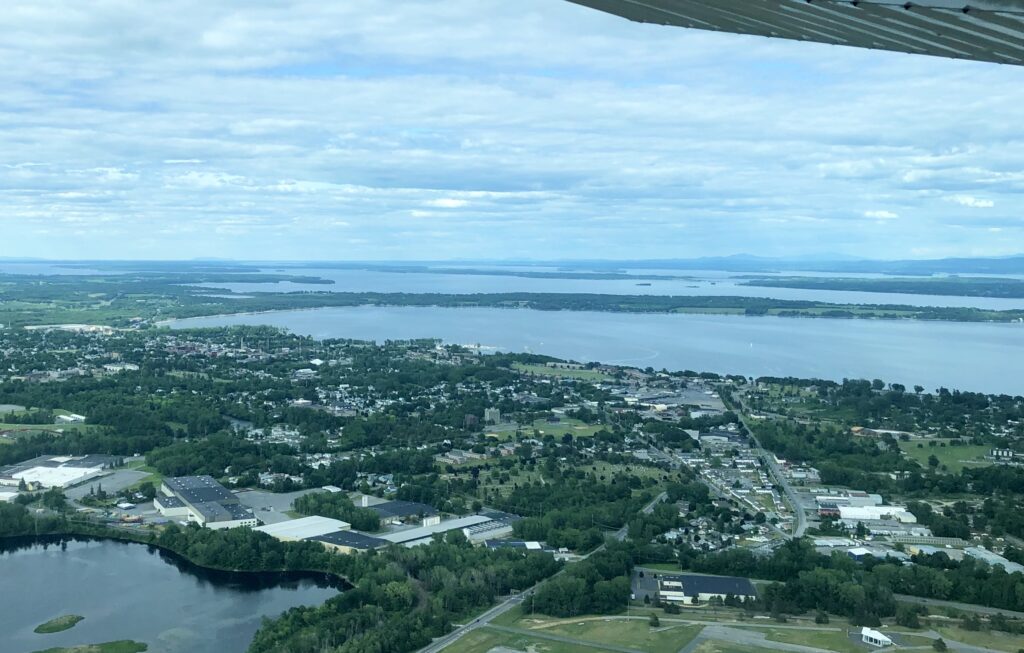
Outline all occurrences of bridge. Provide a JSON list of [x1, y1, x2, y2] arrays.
[[567, 0, 1024, 65]]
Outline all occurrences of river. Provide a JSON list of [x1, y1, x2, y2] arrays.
[[0, 537, 339, 653], [168, 306, 1024, 396]]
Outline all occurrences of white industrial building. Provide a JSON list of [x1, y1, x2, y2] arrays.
[[0, 454, 119, 489], [838, 505, 916, 523], [814, 491, 883, 508], [861, 628, 893, 647], [254, 516, 351, 541], [379, 514, 493, 547]]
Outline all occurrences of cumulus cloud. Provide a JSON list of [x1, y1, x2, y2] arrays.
[[864, 210, 898, 220], [946, 195, 995, 208], [0, 0, 1021, 259]]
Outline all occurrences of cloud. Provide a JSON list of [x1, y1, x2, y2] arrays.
[[946, 195, 995, 208], [0, 0, 1021, 259], [864, 210, 898, 220], [424, 198, 469, 209]]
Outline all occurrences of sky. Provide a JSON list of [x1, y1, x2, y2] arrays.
[[1, 0, 1022, 261]]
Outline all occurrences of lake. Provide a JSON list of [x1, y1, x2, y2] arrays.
[[169, 306, 1024, 396], [0, 537, 340, 653], [191, 267, 1024, 310]]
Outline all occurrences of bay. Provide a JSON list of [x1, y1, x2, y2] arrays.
[[169, 306, 1024, 396]]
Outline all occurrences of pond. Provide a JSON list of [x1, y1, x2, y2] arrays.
[[0, 537, 341, 653]]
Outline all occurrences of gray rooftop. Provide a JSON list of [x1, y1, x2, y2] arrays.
[[310, 530, 389, 550], [163, 475, 238, 506]]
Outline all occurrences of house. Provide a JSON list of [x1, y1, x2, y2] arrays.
[[861, 628, 893, 647]]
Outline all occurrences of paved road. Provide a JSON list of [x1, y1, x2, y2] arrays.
[[731, 390, 807, 538]]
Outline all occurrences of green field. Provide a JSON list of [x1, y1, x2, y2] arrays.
[[529, 418, 604, 439], [898, 440, 991, 472], [690, 641, 778, 653], [513, 363, 612, 382], [34, 615, 84, 634], [933, 626, 1024, 653], [537, 619, 702, 653], [31, 641, 147, 653], [753, 628, 859, 653], [442, 626, 607, 653]]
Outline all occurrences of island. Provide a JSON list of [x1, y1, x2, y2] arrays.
[[33, 615, 84, 634]]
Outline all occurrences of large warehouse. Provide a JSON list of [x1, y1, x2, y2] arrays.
[[254, 516, 351, 541], [0, 454, 121, 489], [156, 475, 258, 530], [657, 574, 758, 603]]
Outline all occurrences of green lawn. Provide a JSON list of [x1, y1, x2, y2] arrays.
[[528, 418, 604, 439], [442, 626, 607, 653], [538, 619, 702, 653], [513, 363, 612, 382], [31, 641, 147, 653], [898, 440, 991, 472], [690, 641, 778, 653], [34, 615, 84, 634], [933, 626, 1024, 653], [754, 628, 859, 653]]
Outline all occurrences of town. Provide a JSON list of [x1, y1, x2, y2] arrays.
[[2, 324, 1024, 653]]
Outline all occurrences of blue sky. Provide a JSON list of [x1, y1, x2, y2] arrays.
[[1, 0, 1022, 261]]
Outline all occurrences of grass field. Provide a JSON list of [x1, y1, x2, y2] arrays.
[[753, 628, 860, 653], [933, 626, 1024, 653], [536, 619, 702, 653], [513, 363, 612, 382], [442, 626, 607, 653], [689, 641, 777, 653], [898, 440, 991, 472]]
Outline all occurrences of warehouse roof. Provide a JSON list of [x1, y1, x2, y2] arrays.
[[379, 515, 491, 544], [370, 500, 438, 519], [255, 516, 351, 540], [163, 475, 237, 506], [661, 574, 757, 598], [310, 530, 389, 550]]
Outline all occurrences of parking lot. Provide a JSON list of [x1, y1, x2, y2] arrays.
[[65, 469, 151, 501], [236, 488, 324, 524]]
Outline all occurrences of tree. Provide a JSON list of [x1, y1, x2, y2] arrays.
[[928, 454, 940, 469], [649, 613, 660, 627], [933, 638, 947, 652], [896, 604, 921, 629], [815, 610, 830, 624]]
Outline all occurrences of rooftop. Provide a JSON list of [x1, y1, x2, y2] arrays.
[[310, 530, 389, 550], [254, 516, 351, 540]]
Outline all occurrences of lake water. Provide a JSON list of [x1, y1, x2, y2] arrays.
[[0, 537, 340, 653], [169, 306, 1024, 396], [190, 267, 1024, 310]]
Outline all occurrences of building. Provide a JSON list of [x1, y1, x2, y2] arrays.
[[378, 514, 493, 547], [156, 475, 257, 529], [463, 519, 514, 542], [657, 574, 757, 604], [814, 491, 883, 509], [0, 454, 120, 489], [484, 407, 501, 424], [484, 540, 552, 552], [837, 505, 916, 524], [310, 530, 389, 554], [367, 499, 440, 526], [56, 413, 87, 424], [964, 546, 1024, 574], [254, 516, 350, 541], [861, 628, 893, 647]]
